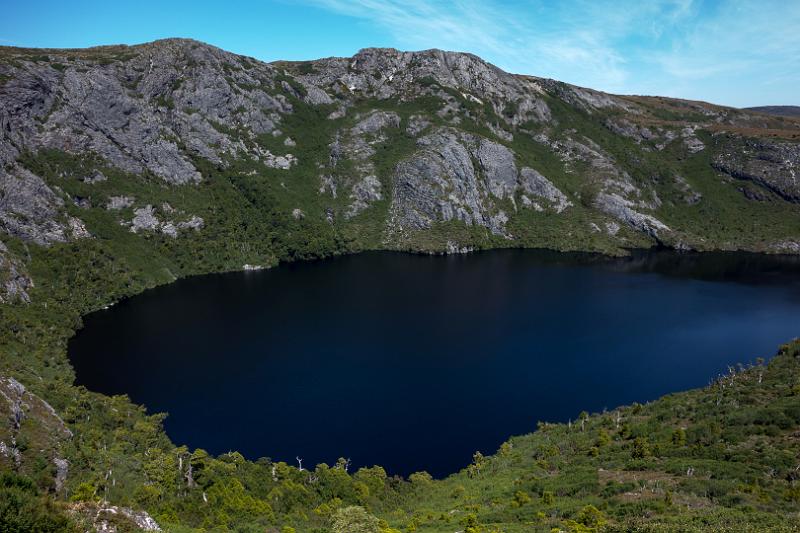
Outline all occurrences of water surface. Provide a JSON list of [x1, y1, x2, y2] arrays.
[[69, 249, 800, 477]]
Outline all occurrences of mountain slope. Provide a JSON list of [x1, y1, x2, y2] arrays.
[[2, 39, 800, 304], [745, 105, 800, 118], [0, 39, 799, 531]]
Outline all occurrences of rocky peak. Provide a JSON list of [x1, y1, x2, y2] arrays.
[[293, 46, 550, 124]]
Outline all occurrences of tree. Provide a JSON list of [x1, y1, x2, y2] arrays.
[[409, 471, 433, 488], [331, 506, 380, 533], [354, 466, 387, 495], [595, 429, 611, 447], [70, 482, 97, 503], [631, 436, 651, 459], [498, 441, 513, 457], [0, 473, 77, 532], [467, 451, 486, 478], [576, 504, 606, 530], [579, 411, 589, 432], [461, 512, 481, 533], [512, 490, 531, 507], [672, 428, 687, 447]]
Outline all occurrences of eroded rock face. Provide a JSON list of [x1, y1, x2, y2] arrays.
[[0, 241, 33, 303], [772, 241, 800, 254], [388, 128, 573, 240], [322, 110, 401, 218], [604, 118, 656, 144], [713, 136, 800, 202], [534, 133, 668, 235], [519, 168, 572, 213], [351, 110, 401, 135], [594, 192, 669, 240], [0, 39, 295, 188], [69, 502, 161, 532], [681, 126, 705, 153], [0, 39, 299, 280], [476, 139, 517, 200], [130, 205, 160, 233], [125, 205, 204, 237], [297, 47, 551, 125], [0, 166, 81, 245], [390, 129, 485, 233]]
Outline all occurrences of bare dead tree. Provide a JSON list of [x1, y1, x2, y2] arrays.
[[185, 461, 195, 488]]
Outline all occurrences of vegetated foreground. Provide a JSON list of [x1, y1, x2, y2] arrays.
[[0, 38, 799, 531]]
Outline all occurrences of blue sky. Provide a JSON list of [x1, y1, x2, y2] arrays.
[[2, 0, 798, 107]]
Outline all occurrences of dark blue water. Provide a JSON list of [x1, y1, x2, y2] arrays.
[[68, 249, 800, 477]]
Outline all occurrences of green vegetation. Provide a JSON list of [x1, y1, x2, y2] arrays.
[[0, 473, 78, 532], [3, 194, 800, 532], [1, 44, 800, 532]]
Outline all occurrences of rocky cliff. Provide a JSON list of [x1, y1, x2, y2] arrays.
[[1, 38, 800, 304]]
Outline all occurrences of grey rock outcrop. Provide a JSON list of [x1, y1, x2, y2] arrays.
[[0, 241, 33, 303], [476, 139, 518, 200], [604, 118, 656, 144], [178, 215, 204, 231], [351, 110, 401, 135], [0, 39, 295, 188], [322, 110, 400, 218], [594, 192, 669, 239], [673, 175, 702, 205], [534, 133, 667, 233], [130, 205, 160, 233], [388, 128, 569, 239], [681, 126, 705, 153], [0, 166, 88, 245], [772, 241, 800, 254], [389, 129, 486, 233], [713, 136, 800, 202], [297, 47, 551, 125], [519, 168, 572, 213], [107, 196, 136, 210], [538, 79, 639, 114], [69, 502, 161, 532], [126, 205, 203, 237]]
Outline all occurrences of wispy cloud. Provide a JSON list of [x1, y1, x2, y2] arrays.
[[303, 0, 800, 106]]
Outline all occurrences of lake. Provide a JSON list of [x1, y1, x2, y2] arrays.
[[68, 249, 800, 478]]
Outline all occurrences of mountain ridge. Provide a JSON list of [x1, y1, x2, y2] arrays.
[[1, 38, 800, 531], [745, 105, 800, 118]]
